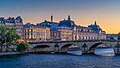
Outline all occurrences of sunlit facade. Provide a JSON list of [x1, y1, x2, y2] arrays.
[[0, 15, 106, 42], [23, 23, 51, 42], [73, 26, 98, 40], [35, 15, 106, 41], [51, 26, 73, 41]]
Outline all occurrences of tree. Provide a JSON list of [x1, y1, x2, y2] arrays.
[[16, 42, 29, 52], [0, 25, 20, 51]]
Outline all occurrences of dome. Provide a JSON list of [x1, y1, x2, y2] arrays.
[[88, 21, 102, 33], [39, 20, 58, 28], [58, 15, 76, 28]]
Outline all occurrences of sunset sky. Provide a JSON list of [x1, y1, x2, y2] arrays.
[[0, 0, 120, 34]]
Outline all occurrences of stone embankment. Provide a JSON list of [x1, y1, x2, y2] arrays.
[[0, 52, 25, 56]]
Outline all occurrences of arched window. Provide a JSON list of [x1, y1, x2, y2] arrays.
[[86, 36, 87, 40], [79, 36, 81, 40], [89, 37, 90, 40], [82, 36, 84, 40], [91, 37, 93, 40]]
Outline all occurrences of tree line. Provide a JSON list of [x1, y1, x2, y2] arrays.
[[0, 25, 29, 52]]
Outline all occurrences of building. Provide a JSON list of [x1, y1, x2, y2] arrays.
[[55, 15, 106, 41], [106, 34, 118, 40], [58, 15, 76, 28], [51, 26, 73, 41], [37, 15, 107, 41], [37, 20, 58, 28], [37, 14, 58, 28], [23, 23, 51, 42], [49, 15, 74, 41], [88, 21, 106, 40], [0, 16, 24, 39], [73, 26, 99, 40], [0, 15, 106, 42], [14, 16, 24, 39], [0, 17, 5, 26]]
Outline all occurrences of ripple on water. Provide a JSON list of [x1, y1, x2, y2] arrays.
[[0, 54, 120, 68]]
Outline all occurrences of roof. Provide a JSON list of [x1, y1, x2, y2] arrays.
[[88, 22, 102, 33], [38, 20, 58, 28], [58, 19, 76, 28]]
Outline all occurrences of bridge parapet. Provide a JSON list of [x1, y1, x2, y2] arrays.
[[28, 40, 120, 53]]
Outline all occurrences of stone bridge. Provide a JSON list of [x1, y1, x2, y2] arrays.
[[28, 40, 120, 53]]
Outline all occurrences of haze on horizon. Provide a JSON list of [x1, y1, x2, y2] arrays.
[[0, 0, 120, 34]]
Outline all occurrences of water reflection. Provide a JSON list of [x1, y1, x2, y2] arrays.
[[0, 54, 120, 68]]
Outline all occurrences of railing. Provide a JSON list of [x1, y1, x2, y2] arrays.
[[28, 40, 120, 44]]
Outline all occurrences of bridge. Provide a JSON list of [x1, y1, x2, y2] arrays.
[[28, 40, 120, 53]]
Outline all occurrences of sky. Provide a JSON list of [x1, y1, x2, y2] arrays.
[[0, 0, 120, 34]]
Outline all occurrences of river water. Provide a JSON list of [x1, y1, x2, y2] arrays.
[[0, 54, 120, 68]]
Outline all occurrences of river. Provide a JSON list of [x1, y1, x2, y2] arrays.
[[0, 54, 120, 68]]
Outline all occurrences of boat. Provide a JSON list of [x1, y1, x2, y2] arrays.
[[94, 47, 115, 56], [67, 46, 82, 56]]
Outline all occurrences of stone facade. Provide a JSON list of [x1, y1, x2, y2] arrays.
[[73, 25, 106, 40], [73, 26, 99, 40], [0, 15, 106, 42], [35, 15, 106, 41], [51, 26, 73, 41], [23, 23, 51, 42], [0, 16, 24, 39]]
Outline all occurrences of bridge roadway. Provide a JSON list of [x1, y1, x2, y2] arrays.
[[28, 40, 120, 53]]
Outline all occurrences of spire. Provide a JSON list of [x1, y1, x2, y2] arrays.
[[95, 21, 97, 25], [51, 14, 53, 22], [68, 15, 71, 20]]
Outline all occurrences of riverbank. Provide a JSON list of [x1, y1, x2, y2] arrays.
[[0, 52, 26, 56]]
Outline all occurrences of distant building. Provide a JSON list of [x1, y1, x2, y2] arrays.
[[23, 23, 51, 42], [15, 16, 24, 39], [73, 26, 98, 40], [0, 16, 24, 39], [106, 34, 118, 40], [58, 15, 76, 28], [0, 15, 107, 42], [106, 32, 120, 40], [37, 15, 58, 28], [0, 17, 5, 26], [88, 21, 106, 40], [37, 20, 58, 28], [50, 15, 75, 41], [51, 26, 73, 41], [43, 15, 106, 41]]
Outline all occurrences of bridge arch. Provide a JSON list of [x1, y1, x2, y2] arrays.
[[33, 45, 50, 48], [32, 45, 52, 53], [89, 42, 107, 52], [60, 44, 76, 53]]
